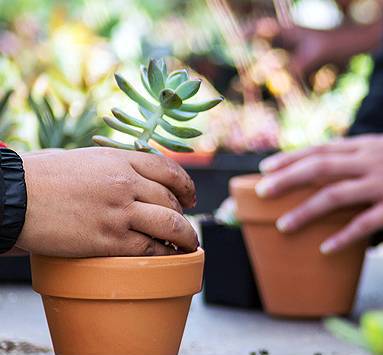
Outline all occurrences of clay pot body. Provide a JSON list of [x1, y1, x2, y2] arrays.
[[31, 249, 204, 355], [230, 174, 367, 318], [162, 150, 214, 167]]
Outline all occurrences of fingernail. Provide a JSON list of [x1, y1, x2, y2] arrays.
[[320, 239, 336, 255], [255, 179, 273, 198], [259, 158, 278, 173], [276, 214, 294, 233]]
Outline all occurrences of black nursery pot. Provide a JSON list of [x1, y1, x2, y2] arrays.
[[0, 256, 31, 282], [185, 151, 276, 214], [201, 217, 262, 308]]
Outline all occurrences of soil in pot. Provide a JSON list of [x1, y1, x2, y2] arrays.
[[230, 174, 368, 318], [31, 249, 204, 355]]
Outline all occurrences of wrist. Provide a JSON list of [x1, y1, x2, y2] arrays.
[[0, 148, 27, 254]]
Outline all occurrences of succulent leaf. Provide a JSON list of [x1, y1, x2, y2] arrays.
[[112, 108, 147, 129], [324, 318, 366, 348], [0, 90, 13, 117], [159, 118, 202, 139], [361, 311, 383, 354], [166, 69, 189, 90], [103, 116, 141, 138], [157, 58, 168, 80], [175, 80, 201, 100], [180, 97, 224, 112], [152, 133, 194, 152], [164, 108, 198, 121], [93, 135, 136, 150], [138, 105, 156, 121], [115, 74, 156, 112], [159, 89, 182, 109], [148, 59, 165, 96], [140, 65, 157, 99]]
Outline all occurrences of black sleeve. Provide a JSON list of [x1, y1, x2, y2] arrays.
[[348, 48, 383, 246], [348, 47, 383, 136], [0, 148, 27, 254]]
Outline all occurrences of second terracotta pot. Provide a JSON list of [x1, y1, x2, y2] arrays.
[[230, 174, 368, 318], [31, 249, 204, 355]]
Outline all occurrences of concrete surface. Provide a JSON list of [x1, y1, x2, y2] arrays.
[[1, 249, 382, 355]]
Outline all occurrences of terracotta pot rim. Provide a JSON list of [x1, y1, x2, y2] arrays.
[[230, 174, 365, 223], [31, 248, 205, 300], [230, 174, 317, 193], [33, 247, 204, 266]]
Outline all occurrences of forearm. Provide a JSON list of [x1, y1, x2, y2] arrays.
[[324, 20, 383, 64]]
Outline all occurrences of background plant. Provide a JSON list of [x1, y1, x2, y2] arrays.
[[325, 311, 383, 355], [29, 94, 105, 149], [0, 90, 15, 139], [93, 58, 223, 154]]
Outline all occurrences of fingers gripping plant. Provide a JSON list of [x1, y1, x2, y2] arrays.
[[93, 58, 224, 154]]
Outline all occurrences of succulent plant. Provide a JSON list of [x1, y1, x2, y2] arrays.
[[93, 58, 224, 154], [29, 95, 104, 149]]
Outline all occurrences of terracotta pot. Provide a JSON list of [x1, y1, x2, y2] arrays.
[[162, 150, 214, 167], [230, 174, 368, 318], [31, 249, 204, 355]]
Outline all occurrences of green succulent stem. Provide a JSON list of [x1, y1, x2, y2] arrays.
[[140, 106, 163, 143]]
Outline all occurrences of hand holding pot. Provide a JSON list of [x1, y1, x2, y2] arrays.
[[258, 134, 383, 254], [17, 148, 198, 257]]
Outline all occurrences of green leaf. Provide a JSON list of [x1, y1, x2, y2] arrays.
[[93, 135, 135, 150], [112, 108, 147, 129], [159, 89, 182, 109], [157, 58, 168, 80], [159, 118, 202, 138], [140, 65, 157, 99], [115, 74, 156, 112], [138, 106, 156, 121], [42, 96, 56, 122], [28, 95, 51, 148], [152, 133, 194, 152], [164, 108, 198, 121], [361, 311, 383, 354], [103, 116, 141, 138], [324, 318, 367, 348], [175, 80, 201, 100], [0, 89, 13, 117], [180, 97, 224, 112], [166, 69, 189, 90], [148, 59, 165, 96]]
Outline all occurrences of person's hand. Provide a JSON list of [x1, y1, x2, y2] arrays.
[[257, 135, 383, 254], [254, 17, 382, 82], [255, 18, 332, 80], [17, 147, 198, 257]]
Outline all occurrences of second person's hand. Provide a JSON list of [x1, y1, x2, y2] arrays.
[[257, 135, 383, 254]]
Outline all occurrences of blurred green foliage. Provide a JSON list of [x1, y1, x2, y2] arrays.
[[326, 311, 383, 355], [29, 94, 105, 149], [0, 0, 376, 153]]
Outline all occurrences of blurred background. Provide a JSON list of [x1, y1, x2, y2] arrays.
[[0, 0, 375, 153]]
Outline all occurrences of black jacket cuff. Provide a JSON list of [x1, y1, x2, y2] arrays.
[[0, 148, 27, 254]]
